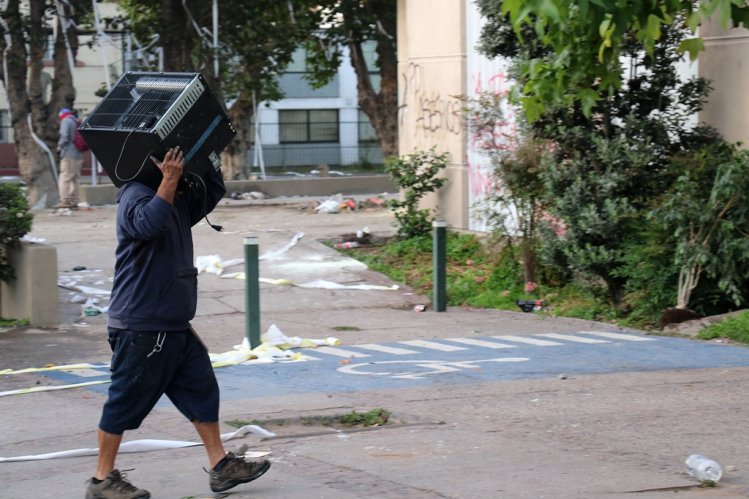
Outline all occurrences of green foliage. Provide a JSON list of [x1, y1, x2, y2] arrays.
[[479, 0, 749, 119], [0, 184, 33, 283], [116, 0, 310, 102], [464, 91, 547, 283], [384, 149, 448, 238], [346, 231, 623, 322], [540, 132, 655, 304], [657, 145, 749, 308], [698, 311, 749, 344], [339, 408, 391, 427], [0, 318, 30, 327], [613, 220, 678, 327], [302, 0, 397, 89]]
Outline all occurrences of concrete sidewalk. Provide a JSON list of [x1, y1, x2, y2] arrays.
[[2, 199, 749, 498]]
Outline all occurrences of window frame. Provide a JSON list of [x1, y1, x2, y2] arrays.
[[279, 109, 340, 144]]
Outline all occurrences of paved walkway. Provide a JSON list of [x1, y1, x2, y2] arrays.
[[2, 199, 749, 498]]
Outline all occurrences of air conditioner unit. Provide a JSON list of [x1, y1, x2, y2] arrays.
[[79, 71, 236, 189]]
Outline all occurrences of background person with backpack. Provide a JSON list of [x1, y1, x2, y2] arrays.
[[56, 107, 86, 209]]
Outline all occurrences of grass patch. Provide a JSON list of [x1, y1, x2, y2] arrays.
[[0, 318, 29, 327], [331, 325, 361, 331], [697, 311, 749, 343], [342, 233, 623, 323], [226, 408, 392, 432]]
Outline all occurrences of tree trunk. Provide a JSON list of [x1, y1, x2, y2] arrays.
[[45, 4, 78, 144], [347, 11, 398, 160], [222, 96, 254, 180], [2, 0, 57, 208], [160, 0, 195, 71], [521, 242, 536, 285]]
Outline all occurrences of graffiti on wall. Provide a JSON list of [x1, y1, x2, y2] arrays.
[[466, 70, 518, 199], [399, 63, 463, 139]]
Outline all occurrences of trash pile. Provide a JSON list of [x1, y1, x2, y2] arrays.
[[228, 191, 268, 200], [315, 194, 387, 214], [335, 226, 371, 250]]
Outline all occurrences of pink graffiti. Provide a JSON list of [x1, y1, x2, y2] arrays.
[[466, 156, 494, 198]]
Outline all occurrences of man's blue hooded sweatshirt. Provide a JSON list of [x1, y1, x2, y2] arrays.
[[107, 167, 226, 331]]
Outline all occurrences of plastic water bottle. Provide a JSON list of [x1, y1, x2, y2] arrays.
[[685, 454, 723, 482]]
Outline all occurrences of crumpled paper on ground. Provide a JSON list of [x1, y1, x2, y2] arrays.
[[195, 255, 244, 276], [260, 323, 340, 349], [196, 232, 305, 275]]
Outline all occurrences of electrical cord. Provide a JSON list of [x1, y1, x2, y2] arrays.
[[113, 128, 153, 184], [186, 171, 223, 232]]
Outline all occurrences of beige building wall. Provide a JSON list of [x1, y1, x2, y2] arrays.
[[398, 0, 468, 229], [699, 19, 749, 146]]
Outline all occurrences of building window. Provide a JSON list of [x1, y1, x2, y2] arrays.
[[280, 109, 339, 143], [0, 111, 8, 142], [358, 110, 377, 143], [286, 47, 307, 73]]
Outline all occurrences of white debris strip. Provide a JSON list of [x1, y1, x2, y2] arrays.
[[0, 425, 274, 463]]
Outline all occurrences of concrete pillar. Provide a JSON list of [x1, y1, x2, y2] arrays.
[[0, 242, 59, 325]]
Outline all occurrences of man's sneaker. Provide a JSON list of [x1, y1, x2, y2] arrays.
[[209, 452, 271, 492], [85, 469, 150, 499]]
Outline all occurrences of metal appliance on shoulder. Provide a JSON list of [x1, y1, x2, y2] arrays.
[[79, 71, 235, 189]]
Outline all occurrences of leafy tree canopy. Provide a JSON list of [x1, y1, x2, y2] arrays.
[[486, 0, 749, 120]]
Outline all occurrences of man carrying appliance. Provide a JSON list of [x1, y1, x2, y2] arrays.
[[85, 146, 270, 499]]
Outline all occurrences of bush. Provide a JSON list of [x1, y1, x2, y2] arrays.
[[0, 183, 34, 283], [385, 148, 448, 238]]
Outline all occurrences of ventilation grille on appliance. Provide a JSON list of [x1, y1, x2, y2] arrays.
[[84, 73, 205, 135]]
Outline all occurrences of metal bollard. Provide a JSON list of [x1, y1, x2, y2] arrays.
[[244, 237, 261, 348], [432, 221, 447, 312]]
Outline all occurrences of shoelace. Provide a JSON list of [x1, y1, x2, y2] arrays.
[[109, 469, 139, 492]]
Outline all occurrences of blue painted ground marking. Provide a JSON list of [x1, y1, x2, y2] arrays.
[[42, 332, 749, 402]]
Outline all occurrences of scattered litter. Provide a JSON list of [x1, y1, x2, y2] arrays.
[[58, 278, 111, 296], [316, 197, 341, 214], [558, 374, 568, 380], [230, 191, 268, 200], [296, 279, 398, 291], [336, 241, 359, 249], [196, 233, 305, 275], [72, 266, 87, 271], [413, 304, 427, 312], [0, 380, 111, 398], [516, 299, 544, 313], [0, 362, 110, 376], [70, 294, 86, 304], [260, 232, 305, 260], [341, 199, 357, 211], [195, 255, 244, 276], [337, 226, 372, 247], [222, 274, 398, 291], [21, 235, 46, 244], [81, 297, 108, 317], [361, 197, 386, 208], [260, 323, 340, 350], [0, 424, 274, 463], [686, 454, 723, 483]]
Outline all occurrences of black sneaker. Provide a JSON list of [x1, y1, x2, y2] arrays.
[[85, 469, 150, 498], [209, 452, 271, 492]]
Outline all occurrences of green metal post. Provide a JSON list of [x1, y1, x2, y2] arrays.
[[244, 237, 261, 348], [433, 221, 447, 312]]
